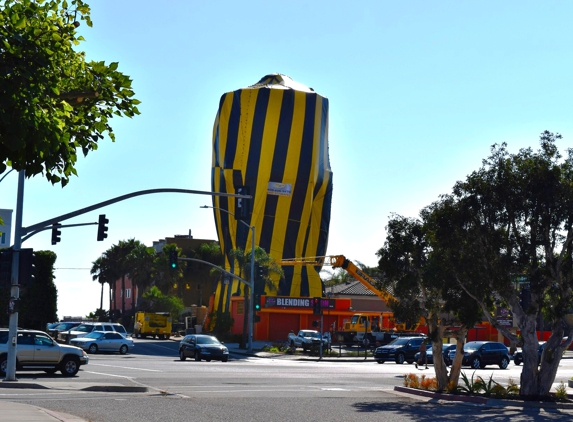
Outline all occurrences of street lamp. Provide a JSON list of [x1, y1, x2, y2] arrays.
[[200, 205, 255, 354]]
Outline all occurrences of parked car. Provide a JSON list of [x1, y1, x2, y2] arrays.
[[414, 343, 456, 365], [57, 322, 127, 343], [0, 328, 89, 376], [48, 321, 82, 339], [374, 336, 426, 364], [448, 341, 510, 369], [70, 331, 134, 354], [179, 334, 229, 362]]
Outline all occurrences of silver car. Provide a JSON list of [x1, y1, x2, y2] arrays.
[[0, 329, 89, 376], [70, 331, 134, 354]]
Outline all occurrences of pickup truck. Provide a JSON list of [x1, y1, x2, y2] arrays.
[[288, 330, 330, 351]]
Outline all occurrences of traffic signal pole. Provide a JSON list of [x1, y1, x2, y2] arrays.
[[5, 171, 25, 381], [4, 175, 252, 382]]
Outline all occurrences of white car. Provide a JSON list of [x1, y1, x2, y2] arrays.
[[70, 331, 134, 354]]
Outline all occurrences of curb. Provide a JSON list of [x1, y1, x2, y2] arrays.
[[82, 385, 148, 393], [0, 381, 49, 390], [0, 382, 147, 393], [394, 386, 573, 409]]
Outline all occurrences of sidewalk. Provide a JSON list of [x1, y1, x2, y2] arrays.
[[0, 399, 88, 422]]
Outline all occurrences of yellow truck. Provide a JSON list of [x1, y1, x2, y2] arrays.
[[134, 312, 172, 340]]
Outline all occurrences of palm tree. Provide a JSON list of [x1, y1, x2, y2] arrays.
[[228, 246, 282, 348], [90, 256, 111, 311], [192, 242, 223, 306], [125, 241, 156, 311]]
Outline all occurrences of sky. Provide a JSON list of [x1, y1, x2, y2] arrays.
[[1, 0, 573, 320]]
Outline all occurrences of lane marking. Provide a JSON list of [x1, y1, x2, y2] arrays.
[[85, 371, 135, 378], [88, 364, 161, 372]]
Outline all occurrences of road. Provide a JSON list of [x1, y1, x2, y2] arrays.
[[1, 339, 573, 421]]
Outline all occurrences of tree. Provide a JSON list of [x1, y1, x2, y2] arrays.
[[153, 243, 185, 294], [1, 250, 59, 330], [0, 0, 140, 186], [228, 246, 282, 348], [377, 214, 482, 391], [435, 132, 573, 397], [137, 286, 184, 318], [90, 255, 113, 311], [125, 241, 156, 311]]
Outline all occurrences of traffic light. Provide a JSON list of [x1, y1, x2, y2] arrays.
[[51, 223, 61, 245], [254, 294, 261, 311], [97, 214, 109, 241], [19, 248, 36, 287], [312, 297, 322, 315], [235, 186, 250, 221], [0, 248, 13, 286], [169, 250, 178, 269]]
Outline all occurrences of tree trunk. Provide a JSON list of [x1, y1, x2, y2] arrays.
[[99, 282, 104, 310], [518, 314, 543, 396]]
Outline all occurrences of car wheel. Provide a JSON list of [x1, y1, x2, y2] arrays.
[[470, 357, 482, 369], [302, 346, 307, 352], [119, 345, 128, 355], [514, 358, 521, 365], [0, 355, 7, 376], [222, 356, 228, 362], [499, 357, 509, 369], [88, 344, 98, 354], [395, 353, 405, 364], [194, 351, 201, 362], [60, 356, 80, 377], [206, 359, 211, 362], [159, 334, 165, 340], [407, 361, 414, 365], [376, 360, 384, 364], [179, 349, 187, 361]]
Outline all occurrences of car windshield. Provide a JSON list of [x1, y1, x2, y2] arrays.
[[197, 336, 221, 345], [83, 332, 105, 339], [464, 345, 481, 352], [388, 338, 410, 346], [73, 324, 94, 333], [303, 332, 320, 338]]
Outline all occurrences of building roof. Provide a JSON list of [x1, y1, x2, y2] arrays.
[[327, 280, 376, 297]]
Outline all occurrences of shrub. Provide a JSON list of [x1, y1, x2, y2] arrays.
[[419, 375, 438, 391], [554, 381, 568, 401], [404, 373, 420, 389]]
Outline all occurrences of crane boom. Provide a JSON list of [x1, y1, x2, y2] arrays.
[[281, 255, 397, 305]]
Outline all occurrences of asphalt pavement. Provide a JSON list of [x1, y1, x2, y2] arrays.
[[1, 339, 572, 421]]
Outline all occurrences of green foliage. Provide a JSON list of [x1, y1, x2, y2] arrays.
[[554, 381, 568, 400], [208, 310, 234, 337], [0, 250, 58, 329], [85, 308, 108, 322], [0, 0, 140, 186], [456, 371, 485, 394], [138, 286, 184, 317]]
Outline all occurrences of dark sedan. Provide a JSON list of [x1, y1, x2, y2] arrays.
[[179, 334, 229, 362]]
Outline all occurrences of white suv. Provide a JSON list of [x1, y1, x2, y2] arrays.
[[57, 322, 127, 343]]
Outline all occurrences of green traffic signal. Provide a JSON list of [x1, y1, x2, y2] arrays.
[[169, 250, 178, 269]]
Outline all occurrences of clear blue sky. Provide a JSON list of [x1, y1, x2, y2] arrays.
[[2, 0, 572, 319]]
